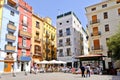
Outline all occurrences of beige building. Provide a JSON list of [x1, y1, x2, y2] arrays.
[[32, 14, 44, 63], [86, 0, 120, 69]]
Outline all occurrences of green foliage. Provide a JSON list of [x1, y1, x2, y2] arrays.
[[107, 26, 120, 60]]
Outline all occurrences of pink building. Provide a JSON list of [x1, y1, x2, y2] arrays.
[[18, 0, 32, 71]]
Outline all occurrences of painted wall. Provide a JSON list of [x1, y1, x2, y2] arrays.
[[0, 3, 19, 72], [31, 14, 43, 61], [18, 0, 32, 56]]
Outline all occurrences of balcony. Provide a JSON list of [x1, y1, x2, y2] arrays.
[[34, 36, 41, 42], [22, 20, 28, 27], [8, 0, 16, 5], [51, 34, 55, 40], [65, 32, 71, 36], [6, 34, 16, 41], [59, 53, 64, 57], [7, 24, 16, 31], [46, 32, 50, 38], [19, 30, 31, 38], [58, 43, 63, 47], [91, 45, 103, 51], [58, 33, 63, 37], [5, 45, 16, 52], [46, 39, 50, 45], [18, 43, 31, 50], [33, 53, 42, 57], [90, 19, 100, 25], [65, 42, 71, 46], [51, 41, 54, 47], [91, 31, 101, 36]]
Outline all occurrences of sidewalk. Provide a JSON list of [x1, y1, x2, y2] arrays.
[[0, 72, 120, 80]]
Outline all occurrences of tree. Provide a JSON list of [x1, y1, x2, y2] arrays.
[[107, 26, 120, 60]]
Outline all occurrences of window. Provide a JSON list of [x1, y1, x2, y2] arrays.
[[36, 21, 40, 28], [22, 38, 26, 47], [59, 30, 63, 37], [104, 12, 108, 19], [23, 16, 27, 25], [107, 51, 112, 58], [116, 0, 120, 4], [59, 23, 62, 25], [7, 42, 12, 46], [36, 32, 39, 39], [66, 48, 71, 56], [59, 39, 63, 46], [118, 8, 120, 15], [10, 11, 14, 16], [106, 38, 109, 45], [9, 21, 14, 25], [66, 20, 69, 23], [66, 28, 70, 35], [102, 4, 107, 8], [66, 38, 70, 46], [23, 26, 27, 31], [59, 49, 63, 57], [22, 49, 26, 56], [105, 24, 109, 32], [8, 31, 13, 35], [34, 45, 41, 54], [91, 7, 96, 11]]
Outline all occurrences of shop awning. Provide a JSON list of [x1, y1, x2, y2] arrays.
[[75, 54, 106, 61], [20, 56, 31, 62]]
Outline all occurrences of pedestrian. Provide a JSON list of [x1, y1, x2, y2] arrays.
[[80, 65, 85, 77], [86, 64, 91, 77]]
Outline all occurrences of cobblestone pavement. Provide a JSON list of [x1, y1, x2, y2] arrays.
[[0, 72, 120, 80]]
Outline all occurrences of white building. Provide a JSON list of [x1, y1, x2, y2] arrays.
[[86, 0, 120, 69], [56, 11, 88, 68]]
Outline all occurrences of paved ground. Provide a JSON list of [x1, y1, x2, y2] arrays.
[[0, 72, 120, 80]]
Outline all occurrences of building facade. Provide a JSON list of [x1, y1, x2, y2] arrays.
[[86, 0, 120, 69], [0, 0, 19, 72], [42, 17, 57, 61], [31, 14, 43, 63], [17, 0, 32, 72], [56, 11, 88, 68]]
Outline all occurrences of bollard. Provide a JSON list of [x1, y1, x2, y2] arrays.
[[12, 72, 16, 77], [25, 71, 27, 76]]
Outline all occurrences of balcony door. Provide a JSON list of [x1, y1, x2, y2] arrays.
[[93, 27, 98, 36], [93, 39, 100, 50], [92, 15, 97, 23]]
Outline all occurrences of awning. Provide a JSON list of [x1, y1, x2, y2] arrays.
[[75, 54, 106, 61], [20, 56, 31, 62]]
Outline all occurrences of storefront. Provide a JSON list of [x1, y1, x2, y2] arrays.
[[17, 56, 31, 72]]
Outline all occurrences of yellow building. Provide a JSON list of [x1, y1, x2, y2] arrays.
[[0, 0, 4, 38], [42, 17, 56, 61], [32, 14, 44, 63]]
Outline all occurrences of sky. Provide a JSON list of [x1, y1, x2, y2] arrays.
[[24, 0, 102, 29]]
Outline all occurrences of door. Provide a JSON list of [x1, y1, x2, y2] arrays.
[[93, 39, 100, 50], [4, 62, 12, 72], [21, 62, 24, 71]]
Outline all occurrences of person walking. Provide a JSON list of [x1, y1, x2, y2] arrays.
[[80, 65, 85, 77], [86, 64, 91, 77]]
